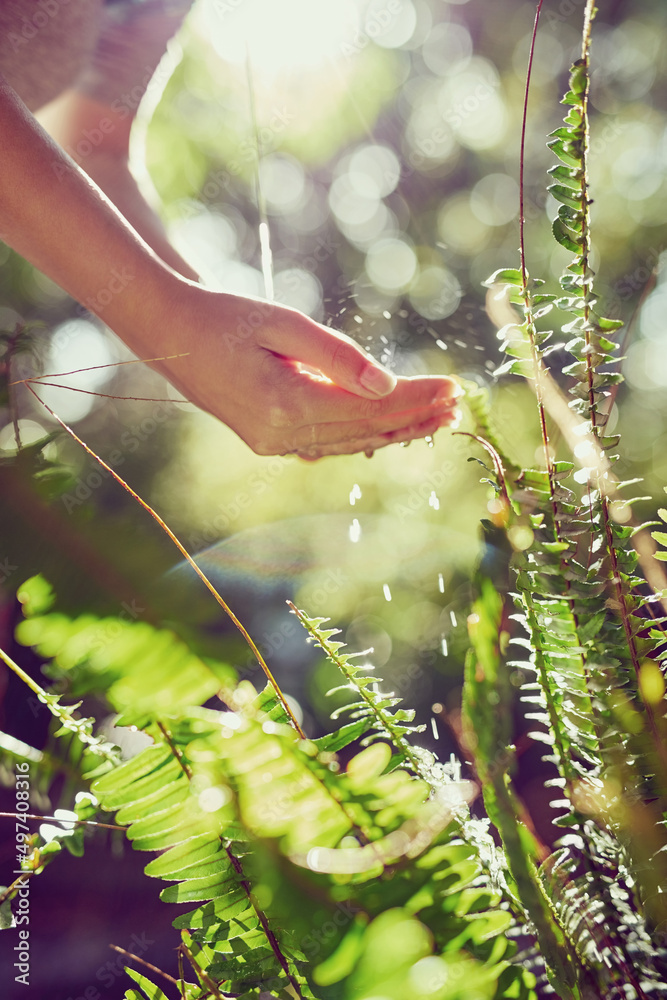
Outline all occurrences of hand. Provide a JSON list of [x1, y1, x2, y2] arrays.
[[145, 283, 462, 459], [1, 82, 460, 458]]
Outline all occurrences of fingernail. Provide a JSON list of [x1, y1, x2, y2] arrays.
[[360, 363, 397, 396], [432, 381, 465, 404]]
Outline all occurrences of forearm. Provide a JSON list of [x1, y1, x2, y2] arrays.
[[0, 77, 183, 355], [76, 151, 200, 282]]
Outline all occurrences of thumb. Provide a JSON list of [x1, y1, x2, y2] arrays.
[[264, 312, 398, 398]]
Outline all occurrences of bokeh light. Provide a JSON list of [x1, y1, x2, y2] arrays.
[[39, 320, 116, 425]]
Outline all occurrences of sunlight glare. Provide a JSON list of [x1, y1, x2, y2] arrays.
[[203, 0, 361, 78]]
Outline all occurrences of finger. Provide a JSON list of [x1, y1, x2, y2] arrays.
[[266, 358, 463, 428], [286, 399, 460, 450], [260, 311, 398, 397], [293, 411, 457, 460]]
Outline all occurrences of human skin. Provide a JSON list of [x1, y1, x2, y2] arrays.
[[1, 78, 462, 458]]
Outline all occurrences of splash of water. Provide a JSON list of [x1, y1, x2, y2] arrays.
[[246, 50, 274, 302]]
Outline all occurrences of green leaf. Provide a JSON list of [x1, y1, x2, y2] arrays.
[[0, 892, 13, 930], [160, 872, 237, 903], [548, 137, 583, 169], [144, 835, 221, 878], [313, 917, 367, 986], [16, 575, 55, 617], [124, 968, 170, 1000], [484, 267, 524, 287], [548, 184, 582, 210], [547, 164, 582, 189], [552, 217, 583, 253], [313, 718, 369, 752], [494, 358, 535, 379], [569, 60, 587, 95]]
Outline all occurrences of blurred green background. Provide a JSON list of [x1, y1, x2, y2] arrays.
[[1, 0, 667, 744]]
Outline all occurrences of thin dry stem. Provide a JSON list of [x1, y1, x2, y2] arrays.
[[23, 383, 305, 739]]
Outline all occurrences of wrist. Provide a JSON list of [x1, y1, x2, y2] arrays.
[[100, 255, 191, 360]]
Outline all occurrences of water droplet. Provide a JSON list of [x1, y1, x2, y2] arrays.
[[450, 610, 457, 628], [349, 483, 362, 505], [380, 335, 389, 344], [425, 436, 434, 448], [383, 584, 392, 602], [436, 339, 447, 350], [400, 440, 410, 448], [382, 310, 392, 320], [454, 339, 466, 349], [438, 573, 444, 593], [429, 491, 440, 511], [354, 314, 363, 324], [441, 636, 448, 656], [259, 221, 274, 301], [349, 518, 361, 543], [430, 717, 440, 740]]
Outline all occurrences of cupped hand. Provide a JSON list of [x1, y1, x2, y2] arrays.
[[149, 284, 462, 459]]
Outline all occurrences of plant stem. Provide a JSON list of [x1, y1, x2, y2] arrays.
[[0, 811, 122, 830], [519, 0, 545, 286], [109, 944, 181, 989], [24, 383, 305, 740], [0, 644, 117, 762], [289, 602, 425, 777]]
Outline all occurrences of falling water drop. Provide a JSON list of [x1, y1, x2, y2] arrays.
[[436, 339, 447, 350], [259, 222, 274, 301], [438, 573, 444, 593], [400, 440, 411, 448], [349, 483, 362, 505], [429, 491, 440, 511], [383, 584, 392, 602], [425, 436, 434, 448], [354, 314, 363, 324], [441, 636, 448, 656], [349, 518, 361, 543], [382, 310, 392, 320], [430, 717, 440, 740], [450, 610, 458, 628]]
